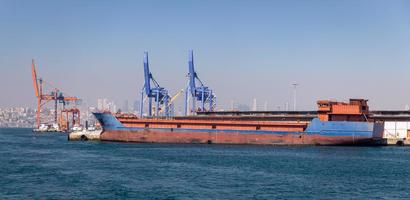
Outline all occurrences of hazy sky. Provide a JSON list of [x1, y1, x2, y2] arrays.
[[1, 0, 410, 110]]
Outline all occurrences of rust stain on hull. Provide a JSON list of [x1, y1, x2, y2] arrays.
[[100, 129, 373, 146]]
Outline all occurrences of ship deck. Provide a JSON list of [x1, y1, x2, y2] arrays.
[[116, 116, 309, 132]]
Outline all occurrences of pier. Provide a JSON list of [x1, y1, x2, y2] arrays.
[[68, 130, 101, 141]]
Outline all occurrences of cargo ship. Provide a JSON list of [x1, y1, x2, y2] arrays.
[[93, 99, 385, 145]]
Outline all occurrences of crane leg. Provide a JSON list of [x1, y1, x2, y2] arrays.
[[201, 88, 205, 111], [54, 93, 58, 123], [156, 93, 160, 117], [192, 93, 196, 115], [164, 97, 169, 117], [148, 97, 152, 117], [184, 88, 188, 116], [140, 90, 144, 118]]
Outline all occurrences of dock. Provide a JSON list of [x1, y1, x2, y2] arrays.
[[68, 130, 102, 141], [383, 138, 410, 146]]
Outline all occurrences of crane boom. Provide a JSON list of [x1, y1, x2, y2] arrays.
[[170, 89, 184, 104], [31, 59, 40, 97], [143, 52, 152, 95], [188, 50, 197, 94], [159, 89, 184, 114]]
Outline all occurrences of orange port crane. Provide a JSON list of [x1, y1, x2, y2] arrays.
[[31, 59, 81, 128], [59, 108, 81, 131]]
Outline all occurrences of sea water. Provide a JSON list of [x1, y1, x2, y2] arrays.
[[1, 128, 409, 199]]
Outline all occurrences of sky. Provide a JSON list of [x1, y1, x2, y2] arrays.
[[1, 0, 410, 110]]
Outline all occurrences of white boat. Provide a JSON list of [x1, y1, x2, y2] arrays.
[[71, 124, 83, 131]]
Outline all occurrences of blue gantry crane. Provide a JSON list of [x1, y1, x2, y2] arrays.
[[140, 52, 170, 117], [185, 50, 216, 115]]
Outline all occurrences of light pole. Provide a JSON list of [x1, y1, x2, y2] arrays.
[[292, 83, 299, 111]]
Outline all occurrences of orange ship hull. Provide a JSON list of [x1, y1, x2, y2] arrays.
[[100, 129, 375, 145], [93, 112, 383, 146]]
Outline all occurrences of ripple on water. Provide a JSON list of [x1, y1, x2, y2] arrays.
[[1, 128, 410, 199]]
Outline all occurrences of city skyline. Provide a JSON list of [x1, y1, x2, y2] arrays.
[[1, 0, 410, 110]]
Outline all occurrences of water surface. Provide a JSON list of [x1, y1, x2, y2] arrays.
[[1, 128, 409, 199]]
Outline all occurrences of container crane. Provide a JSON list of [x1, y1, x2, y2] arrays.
[[31, 59, 81, 130], [184, 50, 216, 115], [140, 52, 170, 117]]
